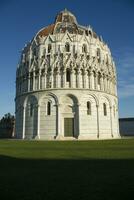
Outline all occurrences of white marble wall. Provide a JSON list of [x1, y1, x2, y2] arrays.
[[15, 90, 120, 140]]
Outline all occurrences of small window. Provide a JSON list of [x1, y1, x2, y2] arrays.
[[33, 49, 36, 56], [73, 45, 75, 54], [87, 101, 91, 115], [48, 44, 51, 53], [65, 43, 70, 52], [30, 104, 33, 117], [66, 69, 71, 82], [103, 103, 107, 116], [82, 44, 87, 53], [106, 54, 109, 65], [98, 74, 101, 85], [97, 48, 101, 62], [97, 48, 100, 57], [47, 102, 51, 115]]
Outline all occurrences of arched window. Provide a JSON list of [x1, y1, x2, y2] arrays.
[[82, 44, 87, 53], [30, 104, 33, 117], [103, 103, 107, 116], [48, 44, 51, 53], [65, 43, 70, 52], [47, 102, 51, 115], [87, 101, 91, 115], [66, 69, 71, 82]]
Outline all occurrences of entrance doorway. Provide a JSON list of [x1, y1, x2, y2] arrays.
[[64, 118, 74, 137]]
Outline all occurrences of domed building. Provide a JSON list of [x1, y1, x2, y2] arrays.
[[15, 9, 120, 140]]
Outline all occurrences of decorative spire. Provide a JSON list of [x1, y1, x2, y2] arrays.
[[64, 8, 68, 12]]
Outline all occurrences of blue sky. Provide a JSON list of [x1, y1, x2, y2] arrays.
[[0, 0, 134, 118]]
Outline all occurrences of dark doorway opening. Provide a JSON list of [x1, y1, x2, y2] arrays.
[[64, 118, 74, 137]]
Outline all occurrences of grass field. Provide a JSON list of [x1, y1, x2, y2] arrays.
[[0, 139, 134, 200]]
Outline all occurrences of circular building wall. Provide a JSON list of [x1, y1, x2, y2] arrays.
[[15, 9, 120, 140]]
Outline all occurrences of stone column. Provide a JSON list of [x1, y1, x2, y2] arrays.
[[71, 69, 74, 88], [116, 107, 120, 137], [96, 105, 100, 138], [113, 80, 115, 94], [28, 73, 31, 92], [107, 77, 109, 93], [63, 70, 66, 88], [83, 70, 86, 88], [100, 75, 104, 91], [109, 78, 111, 94], [25, 76, 28, 92], [89, 71, 94, 89], [80, 70, 83, 88], [38, 70, 41, 90], [22, 106, 26, 139], [106, 77, 109, 92], [21, 77, 23, 93], [33, 71, 35, 91], [51, 70, 54, 88], [95, 73, 98, 90], [104, 75, 107, 92], [22, 77, 24, 93], [44, 71, 47, 89], [110, 106, 113, 138], [40, 71, 43, 89], [22, 77, 24, 92], [114, 80, 117, 96], [37, 105, 40, 139], [77, 69, 81, 88], [110, 80, 113, 94], [57, 70, 60, 88], [76, 103, 80, 138], [86, 71, 89, 89], [56, 104, 63, 139]]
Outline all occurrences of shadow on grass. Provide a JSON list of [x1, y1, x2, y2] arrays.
[[0, 155, 134, 200]]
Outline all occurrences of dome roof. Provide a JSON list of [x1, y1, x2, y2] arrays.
[[37, 9, 94, 38]]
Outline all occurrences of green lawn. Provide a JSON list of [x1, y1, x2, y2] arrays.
[[0, 139, 134, 200]]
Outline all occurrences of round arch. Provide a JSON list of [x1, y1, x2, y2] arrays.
[[39, 92, 59, 106], [23, 94, 38, 108], [87, 93, 99, 106], [99, 94, 112, 108], [59, 93, 79, 105]]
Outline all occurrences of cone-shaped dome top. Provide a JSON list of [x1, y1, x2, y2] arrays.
[[37, 9, 94, 38], [55, 8, 78, 24]]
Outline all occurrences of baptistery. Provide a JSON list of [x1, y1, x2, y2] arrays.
[[15, 9, 120, 139]]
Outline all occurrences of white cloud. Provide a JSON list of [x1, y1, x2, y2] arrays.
[[118, 83, 134, 98], [113, 47, 134, 98]]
